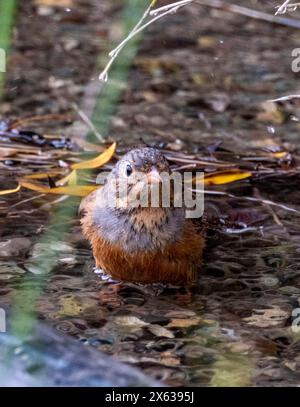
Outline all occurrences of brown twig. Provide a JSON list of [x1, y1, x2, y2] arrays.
[[72, 103, 104, 142], [194, 188, 300, 214], [253, 187, 284, 227], [10, 114, 73, 129], [8, 193, 46, 209]]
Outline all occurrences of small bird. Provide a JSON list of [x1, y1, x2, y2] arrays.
[[81, 147, 205, 285]]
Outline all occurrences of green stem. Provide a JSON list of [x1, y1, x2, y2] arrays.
[[9, 0, 149, 339], [89, 0, 148, 142], [0, 0, 18, 100]]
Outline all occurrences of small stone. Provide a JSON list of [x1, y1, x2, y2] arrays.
[[36, 6, 54, 16], [25, 264, 46, 275], [284, 361, 297, 371], [228, 341, 252, 354], [0, 262, 25, 280], [147, 325, 174, 339], [279, 286, 300, 295], [48, 76, 68, 89], [31, 242, 74, 259], [0, 238, 31, 258], [63, 38, 79, 51], [58, 256, 77, 265], [167, 317, 201, 328], [243, 307, 289, 328], [261, 276, 279, 288], [114, 316, 148, 328]]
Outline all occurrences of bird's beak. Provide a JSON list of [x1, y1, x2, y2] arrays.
[[146, 168, 162, 184]]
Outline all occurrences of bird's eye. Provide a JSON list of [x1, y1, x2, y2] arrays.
[[126, 164, 133, 177]]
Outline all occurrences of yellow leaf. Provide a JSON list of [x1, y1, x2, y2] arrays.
[[56, 170, 78, 186], [19, 180, 98, 197], [71, 142, 116, 170], [34, 0, 73, 7], [257, 101, 284, 124], [167, 317, 201, 328], [58, 296, 83, 317], [203, 171, 252, 186], [197, 36, 217, 48], [211, 354, 254, 387], [25, 171, 64, 180], [270, 151, 288, 159], [192, 73, 206, 87], [24, 170, 78, 186], [0, 184, 21, 196]]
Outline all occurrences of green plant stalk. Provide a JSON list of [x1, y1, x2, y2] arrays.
[[89, 0, 148, 142], [8, 0, 149, 339], [10, 197, 80, 338], [0, 0, 18, 100]]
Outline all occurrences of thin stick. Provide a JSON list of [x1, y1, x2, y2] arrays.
[[72, 103, 104, 142], [194, 188, 300, 214], [195, 0, 300, 29], [39, 195, 69, 211], [101, 0, 300, 82], [268, 94, 300, 102], [150, 0, 193, 15], [109, 0, 159, 58], [99, 0, 157, 82], [9, 193, 46, 209], [165, 154, 235, 167], [10, 114, 73, 129], [99, 0, 192, 82], [275, 1, 291, 15], [253, 187, 284, 227]]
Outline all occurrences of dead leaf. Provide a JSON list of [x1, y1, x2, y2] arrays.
[[243, 307, 289, 328], [135, 57, 180, 75], [25, 171, 65, 180], [58, 296, 86, 317], [192, 73, 206, 87], [0, 147, 18, 158], [227, 341, 252, 354], [203, 170, 252, 186], [267, 151, 289, 159], [167, 317, 201, 328], [71, 142, 116, 170], [34, 0, 73, 7], [203, 93, 230, 113], [197, 36, 217, 48], [284, 361, 297, 372], [147, 324, 174, 338], [0, 184, 21, 196], [56, 169, 78, 186], [159, 356, 180, 366], [257, 101, 284, 124], [211, 354, 254, 387], [19, 180, 98, 197], [114, 316, 148, 328]]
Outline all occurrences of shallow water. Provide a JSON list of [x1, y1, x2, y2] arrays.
[[1, 175, 300, 386], [1, 0, 300, 387]]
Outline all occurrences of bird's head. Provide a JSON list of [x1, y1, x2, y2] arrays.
[[102, 147, 173, 211]]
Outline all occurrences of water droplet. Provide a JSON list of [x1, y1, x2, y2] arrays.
[[267, 126, 275, 134]]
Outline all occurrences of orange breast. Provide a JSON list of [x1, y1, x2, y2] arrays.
[[82, 208, 204, 285]]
